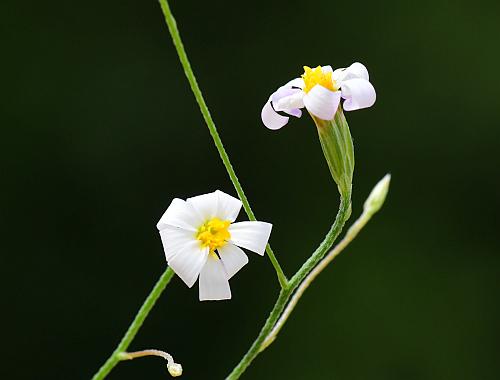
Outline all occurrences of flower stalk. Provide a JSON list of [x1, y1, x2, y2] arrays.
[[91, 267, 175, 380], [261, 175, 391, 350], [118, 349, 183, 377], [158, 0, 287, 289], [226, 193, 352, 379]]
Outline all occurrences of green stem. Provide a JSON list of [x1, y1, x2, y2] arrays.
[[91, 267, 175, 380], [158, 0, 287, 288], [225, 289, 292, 380], [262, 198, 382, 350], [225, 195, 351, 379], [289, 194, 351, 289]]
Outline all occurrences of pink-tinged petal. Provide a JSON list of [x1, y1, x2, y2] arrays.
[[228, 221, 272, 256], [303, 85, 341, 120], [286, 108, 302, 118], [284, 77, 305, 89], [215, 190, 242, 222], [341, 78, 376, 111], [261, 100, 289, 130], [271, 86, 298, 103], [345, 62, 369, 81], [333, 62, 370, 82], [218, 243, 248, 279], [332, 67, 346, 82], [157, 198, 202, 232], [274, 91, 304, 112], [199, 256, 231, 301], [167, 239, 208, 288]]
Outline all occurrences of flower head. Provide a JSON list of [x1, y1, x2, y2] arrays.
[[157, 190, 272, 301], [261, 62, 376, 130]]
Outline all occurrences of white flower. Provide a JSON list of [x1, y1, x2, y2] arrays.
[[261, 62, 376, 130], [157, 190, 272, 301]]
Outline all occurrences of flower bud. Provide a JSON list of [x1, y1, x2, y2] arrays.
[[363, 174, 391, 215], [167, 362, 183, 377]]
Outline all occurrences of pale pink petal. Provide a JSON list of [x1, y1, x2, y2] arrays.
[[341, 78, 376, 111], [199, 256, 231, 301], [344, 62, 369, 81], [218, 243, 248, 279], [261, 100, 289, 130], [284, 77, 305, 89], [273, 90, 304, 112], [303, 85, 341, 120], [333, 62, 370, 82], [286, 108, 302, 118]]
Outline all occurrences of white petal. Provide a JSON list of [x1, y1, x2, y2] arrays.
[[159, 226, 195, 262], [341, 78, 376, 111], [322, 65, 333, 74], [228, 221, 272, 256], [303, 85, 341, 120], [344, 62, 369, 81], [215, 190, 242, 222], [284, 77, 305, 89], [218, 243, 248, 279], [274, 91, 304, 112], [199, 256, 231, 301], [187, 191, 219, 221], [332, 62, 369, 82], [156, 198, 201, 232], [261, 100, 289, 130], [167, 240, 208, 288], [332, 67, 346, 82]]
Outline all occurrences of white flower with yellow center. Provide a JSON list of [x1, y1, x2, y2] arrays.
[[261, 62, 376, 130], [157, 190, 272, 301]]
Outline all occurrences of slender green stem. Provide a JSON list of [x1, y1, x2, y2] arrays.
[[158, 0, 287, 288], [225, 195, 351, 379], [225, 289, 292, 380], [91, 267, 175, 380], [289, 194, 351, 289], [262, 203, 379, 350]]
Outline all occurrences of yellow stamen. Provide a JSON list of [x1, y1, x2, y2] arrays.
[[196, 218, 231, 257], [301, 65, 337, 93]]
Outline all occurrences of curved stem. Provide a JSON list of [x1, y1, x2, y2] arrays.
[[289, 194, 351, 290], [119, 349, 183, 377], [225, 289, 292, 380], [158, 0, 287, 288], [225, 195, 351, 379], [91, 267, 175, 380], [262, 205, 377, 350]]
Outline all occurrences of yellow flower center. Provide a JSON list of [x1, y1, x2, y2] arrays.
[[301, 66, 337, 93], [196, 218, 231, 256]]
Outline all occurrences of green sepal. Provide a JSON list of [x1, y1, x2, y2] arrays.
[[312, 107, 355, 199]]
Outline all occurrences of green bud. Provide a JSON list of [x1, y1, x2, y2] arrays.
[[363, 174, 391, 215], [312, 107, 354, 199]]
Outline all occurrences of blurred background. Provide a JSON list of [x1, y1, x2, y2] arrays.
[[2, 0, 499, 379]]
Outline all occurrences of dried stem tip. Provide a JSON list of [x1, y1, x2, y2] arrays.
[[118, 349, 182, 377]]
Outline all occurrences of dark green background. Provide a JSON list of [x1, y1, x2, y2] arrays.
[[2, 0, 499, 379]]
